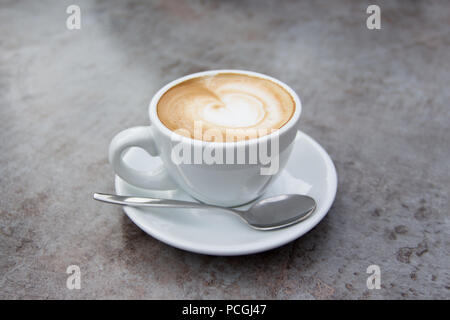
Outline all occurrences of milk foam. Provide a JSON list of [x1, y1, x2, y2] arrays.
[[157, 73, 295, 142], [202, 93, 265, 127]]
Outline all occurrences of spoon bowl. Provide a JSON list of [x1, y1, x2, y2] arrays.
[[241, 194, 316, 230]]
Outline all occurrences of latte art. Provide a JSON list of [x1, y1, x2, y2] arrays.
[[157, 73, 295, 142]]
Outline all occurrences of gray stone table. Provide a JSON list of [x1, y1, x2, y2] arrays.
[[0, 0, 449, 299]]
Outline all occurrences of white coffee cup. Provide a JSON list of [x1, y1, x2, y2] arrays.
[[109, 70, 301, 207]]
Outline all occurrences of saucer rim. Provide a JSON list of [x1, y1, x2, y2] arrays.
[[115, 130, 337, 256]]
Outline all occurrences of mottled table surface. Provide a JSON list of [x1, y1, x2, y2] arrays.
[[1, 0, 449, 299]]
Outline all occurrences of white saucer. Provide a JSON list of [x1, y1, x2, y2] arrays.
[[115, 131, 337, 256]]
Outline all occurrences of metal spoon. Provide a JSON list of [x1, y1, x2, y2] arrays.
[[93, 192, 316, 231]]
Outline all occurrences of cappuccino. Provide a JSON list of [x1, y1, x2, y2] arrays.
[[157, 73, 295, 142]]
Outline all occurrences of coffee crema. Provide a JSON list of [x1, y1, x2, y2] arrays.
[[157, 73, 295, 142]]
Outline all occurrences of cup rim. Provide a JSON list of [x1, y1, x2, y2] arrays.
[[148, 69, 302, 147]]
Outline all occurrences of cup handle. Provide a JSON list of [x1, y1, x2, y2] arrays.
[[108, 126, 178, 190]]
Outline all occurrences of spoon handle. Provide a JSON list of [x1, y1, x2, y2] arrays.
[[93, 192, 219, 209]]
